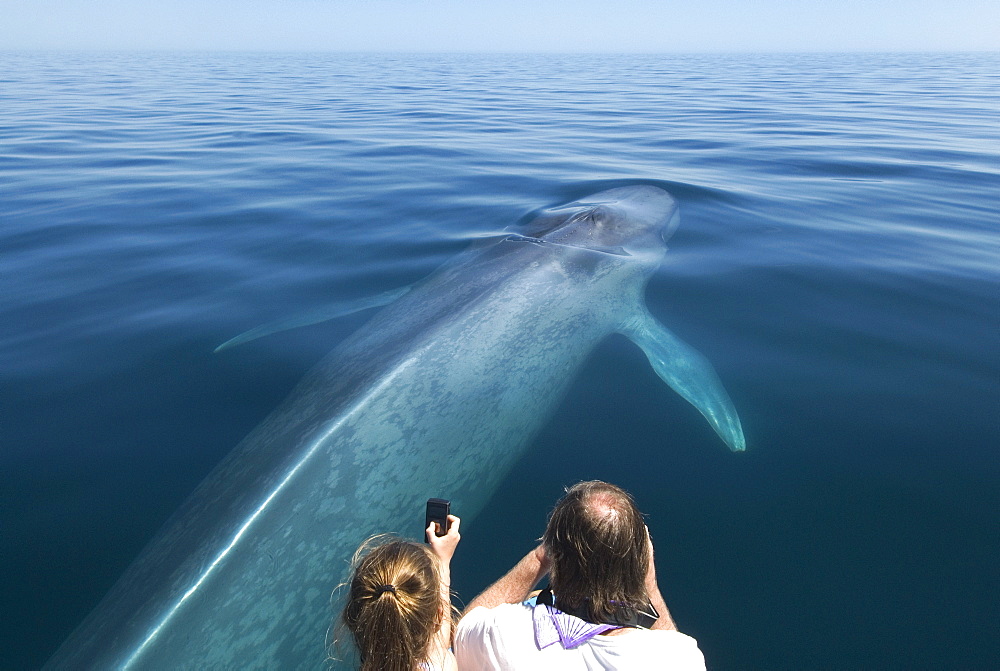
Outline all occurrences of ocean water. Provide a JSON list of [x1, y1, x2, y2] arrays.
[[2, 51, 998, 669]]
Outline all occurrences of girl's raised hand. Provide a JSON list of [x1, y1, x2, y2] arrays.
[[427, 514, 461, 565]]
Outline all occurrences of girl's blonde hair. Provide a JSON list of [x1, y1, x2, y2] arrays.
[[340, 535, 452, 671]]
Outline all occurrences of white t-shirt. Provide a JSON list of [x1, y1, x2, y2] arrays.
[[455, 604, 706, 670]]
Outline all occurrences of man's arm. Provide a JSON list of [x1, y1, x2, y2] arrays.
[[464, 545, 549, 614], [645, 529, 677, 631]]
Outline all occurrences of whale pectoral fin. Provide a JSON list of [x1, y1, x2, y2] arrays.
[[213, 285, 411, 353], [622, 308, 746, 452]]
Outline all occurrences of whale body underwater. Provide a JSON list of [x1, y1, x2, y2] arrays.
[[46, 185, 745, 669]]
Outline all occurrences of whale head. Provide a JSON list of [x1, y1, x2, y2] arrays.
[[526, 185, 679, 260]]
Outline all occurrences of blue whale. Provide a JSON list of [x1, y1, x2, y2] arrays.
[[45, 185, 745, 669]]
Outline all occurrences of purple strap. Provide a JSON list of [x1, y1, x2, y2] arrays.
[[532, 603, 621, 650]]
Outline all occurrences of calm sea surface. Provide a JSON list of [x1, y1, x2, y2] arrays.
[[2, 52, 998, 669]]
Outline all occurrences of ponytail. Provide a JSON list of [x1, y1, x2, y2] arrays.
[[341, 537, 446, 671]]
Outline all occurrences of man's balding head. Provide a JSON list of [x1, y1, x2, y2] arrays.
[[542, 481, 650, 623]]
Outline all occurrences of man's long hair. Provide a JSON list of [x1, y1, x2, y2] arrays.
[[542, 481, 650, 624]]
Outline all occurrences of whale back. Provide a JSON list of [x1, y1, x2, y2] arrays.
[[44, 186, 685, 670]]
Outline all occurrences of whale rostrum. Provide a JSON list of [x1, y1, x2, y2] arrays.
[[45, 185, 745, 669]]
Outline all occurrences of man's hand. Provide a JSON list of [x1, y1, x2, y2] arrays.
[[644, 526, 677, 631], [534, 544, 551, 575]]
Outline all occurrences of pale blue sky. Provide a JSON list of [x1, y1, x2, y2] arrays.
[[2, 0, 998, 51]]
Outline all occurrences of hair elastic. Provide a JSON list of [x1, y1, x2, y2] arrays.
[[374, 584, 396, 597]]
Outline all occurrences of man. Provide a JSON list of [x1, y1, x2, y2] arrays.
[[454, 481, 706, 669]]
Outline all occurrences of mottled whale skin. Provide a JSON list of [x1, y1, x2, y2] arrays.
[[45, 185, 744, 669]]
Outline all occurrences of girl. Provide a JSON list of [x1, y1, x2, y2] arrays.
[[341, 515, 461, 671]]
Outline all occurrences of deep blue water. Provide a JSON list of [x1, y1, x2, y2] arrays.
[[2, 51, 998, 669]]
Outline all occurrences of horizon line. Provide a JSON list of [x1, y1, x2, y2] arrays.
[[4, 47, 999, 55]]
